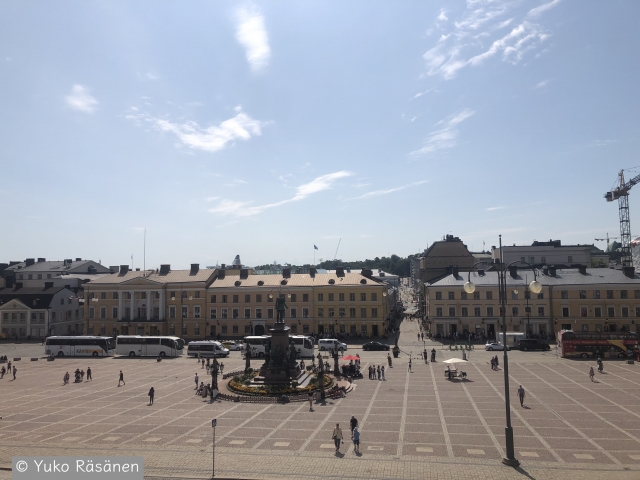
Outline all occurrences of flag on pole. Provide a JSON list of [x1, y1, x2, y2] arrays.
[[314, 245, 318, 250]]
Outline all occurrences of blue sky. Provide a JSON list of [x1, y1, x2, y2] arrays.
[[1, 1, 638, 269]]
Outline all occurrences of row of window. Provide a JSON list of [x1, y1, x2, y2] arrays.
[[435, 306, 540, 317], [433, 305, 640, 318], [434, 289, 640, 301], [89, 305, 380, 320], [435, 291, 542, 301], [210, 292, 378, 303], [17, 273, 53, 280], [2, 312, 46, 320]]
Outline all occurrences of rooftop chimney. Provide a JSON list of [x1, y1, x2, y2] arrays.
[[14, 282, 23, 290], [218, 269, 225, 280], [160, 264, 170, 275], [25, 258, 35, 267], [120, 265, 129, 275], [37, 258, 46, 263], [221, 264, 226, 270], [623, 266, 635, 279], [335, 266, 345, 277], [578, 265, 587, 275], [451, 266, 459, 278], [310, 267, 317, 278], [361, 268, 373, 278], [240, 268, 248, 279], [508, 266, 518, 279], [76, 258, 82, 262], [44, 282, 54, 290], [109, 265, 119, 274], [548, 266, 557, 277], [135, 268, 140, 271], [190, 263, 199, 275], [283, 267, 291, 278]]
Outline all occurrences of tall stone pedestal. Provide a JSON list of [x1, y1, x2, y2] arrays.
[[259, 323, 301, 384]]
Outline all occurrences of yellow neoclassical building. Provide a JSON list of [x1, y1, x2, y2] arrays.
[[83, 265, 390, 339]]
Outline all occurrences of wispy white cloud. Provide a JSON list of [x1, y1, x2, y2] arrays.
[[65, 84, 98, 113], [590, 139, 618, 147], [209, 171, 353, 217], [486, 206, 506, 211], [410, 109, 475, 155], [528, 0, 562, 18], [126, 106, 268, 153], [535, 79, 549, 88], [423, 1, 554, 80], [351, 181, 428, 200], [205, 196, 219, 202], [235, 6, 270, 72]]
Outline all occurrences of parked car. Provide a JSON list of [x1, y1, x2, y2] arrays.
[[318, 339, 348, 352], [517, 339, 551, 351], [485, 342, 509, 351], [221, 340, 243, 351], [363, 342, 390, 351]]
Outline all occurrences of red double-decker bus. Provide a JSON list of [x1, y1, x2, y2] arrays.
[[557, 330, 639, 359]]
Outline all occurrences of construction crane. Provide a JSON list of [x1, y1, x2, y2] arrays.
[[595, 234, 619, 251], [605, 169, 640, 267]]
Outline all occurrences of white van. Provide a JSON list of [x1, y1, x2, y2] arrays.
[[187, 340, 229, 358], [244, 336, 270, 357], [318, 338, 347, 352]]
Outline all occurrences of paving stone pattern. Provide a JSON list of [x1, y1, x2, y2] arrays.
[[1, 319, 640, 479]]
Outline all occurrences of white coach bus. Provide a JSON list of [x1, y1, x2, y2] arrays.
[[116, 335, 184, 357], [45, 336, 115, 357]]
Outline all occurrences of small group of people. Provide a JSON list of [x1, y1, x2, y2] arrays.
[[490, 356, 500, 370], [201, 357, 224, 375], [367, 364, 385, 380], [63, 367, 91, 384], [332, 416, 361, 454], [0, 364, 16, 380]]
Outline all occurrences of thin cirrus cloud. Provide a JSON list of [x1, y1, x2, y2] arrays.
[[485, 206, 506, 211], [410, 109, 475, 156], [235, 6, 271, 72], [351, 180, 428, 200], [125, 106, 267, 153], [65, 84, 98, 113], [423, 0, 558, 80], [209, 171, 353, 217]]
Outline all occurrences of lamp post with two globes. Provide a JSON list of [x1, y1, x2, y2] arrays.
[[463, 235, 542, 468]]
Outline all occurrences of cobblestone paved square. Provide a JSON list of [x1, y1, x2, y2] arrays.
[[1, 319, 640, 479]]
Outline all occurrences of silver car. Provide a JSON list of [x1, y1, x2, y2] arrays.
[[485, 342, 509, 351]]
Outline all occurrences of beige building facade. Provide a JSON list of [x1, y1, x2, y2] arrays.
[[425, 267, 640, 339], [84, 266, 389, 339]]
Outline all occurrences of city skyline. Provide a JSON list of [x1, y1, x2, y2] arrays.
[[1, 1, 638, 269]]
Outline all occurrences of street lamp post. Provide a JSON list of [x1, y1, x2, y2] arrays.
[[464, 235, 542, 468]]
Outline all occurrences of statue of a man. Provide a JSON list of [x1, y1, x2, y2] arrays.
[[275, 296, 288, 323], [289, 342, 297, 364]]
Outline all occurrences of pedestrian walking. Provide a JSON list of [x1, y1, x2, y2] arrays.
[[417, 333, 420, 341], [86, 367, 92, 381], [63, 372, 69, 385], [12, 366, 16, 380], [220, 362, 224, 374], [0, 366, 5, 379], [195, 373, 199, 389], [517, 385, 525, 407], [81, 369, 85, 381], [118, 370, 125, 386], [589, 366, 595, 382], [351, 426, 360, 454], [332, 423, 343, 453], [377, 365, 381, 380], [148, 387, 155, 405], [408, 358, 412, 372], [201, 358, 205, 369], [381, 365, 385, 380], [350, 416, 358, 433], [387, 353, 392, 367], [421, 332, 424, 341], [494, 356, 499, 369], [308, 392, 314, 411], [490, 357, 495, 370]]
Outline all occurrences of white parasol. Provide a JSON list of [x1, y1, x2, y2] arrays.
[[442, 358, 468, 364]]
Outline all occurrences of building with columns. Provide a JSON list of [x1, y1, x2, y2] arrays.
[[84, 264, 389, 340], [82, 264, 217, 337]]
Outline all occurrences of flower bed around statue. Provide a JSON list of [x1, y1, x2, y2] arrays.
[[227, 371, 333, 396]]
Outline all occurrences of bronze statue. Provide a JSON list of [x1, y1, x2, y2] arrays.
[[275, 296, 288, 323], [289, 342, 298, 364]]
